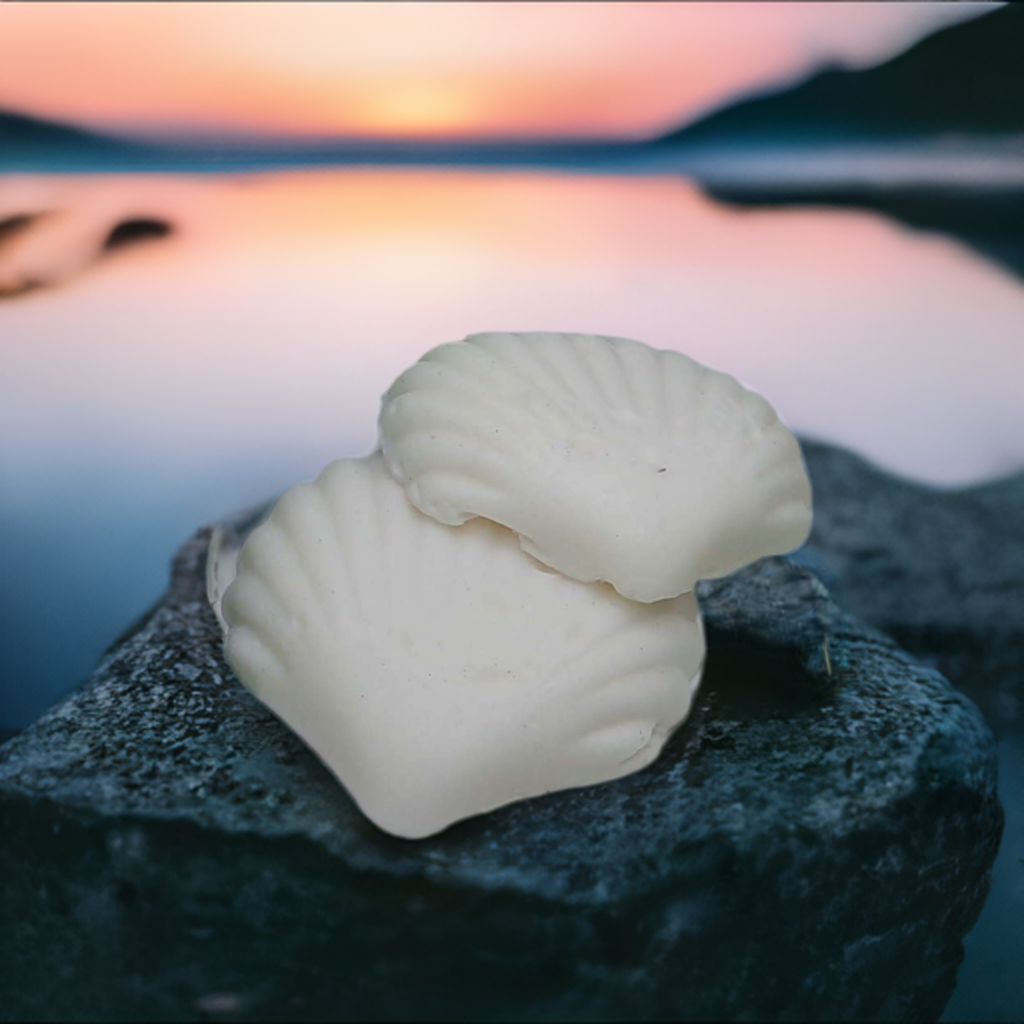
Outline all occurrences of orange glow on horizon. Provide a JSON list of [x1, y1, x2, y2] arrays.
[[0, 3, 993, 140]]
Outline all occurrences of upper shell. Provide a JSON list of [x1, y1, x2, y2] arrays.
[[221, 454, 705, 839], [379, 332, 813, 602]]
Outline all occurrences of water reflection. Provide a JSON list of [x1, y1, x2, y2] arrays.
[[0, 175, 184, 296], [1, 167, 1023, 726], [2, 169, 1022, 486]]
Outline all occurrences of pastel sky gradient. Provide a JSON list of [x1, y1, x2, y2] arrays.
[[0, 3, 995, 139]]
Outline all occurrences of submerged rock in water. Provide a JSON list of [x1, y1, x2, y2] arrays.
[[0, 516, 1001, 1021], [800, 439, 1024, 734]]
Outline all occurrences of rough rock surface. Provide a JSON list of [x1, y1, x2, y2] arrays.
[[799, 439, 1024, 734], [0, 515, 1002, 1022]]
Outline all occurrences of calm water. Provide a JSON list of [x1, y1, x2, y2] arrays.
[[0, 167, 1022, 1019]]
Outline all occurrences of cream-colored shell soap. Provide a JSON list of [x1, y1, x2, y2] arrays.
[[221, 455, 705, 839], [380, 332, 812, 602]]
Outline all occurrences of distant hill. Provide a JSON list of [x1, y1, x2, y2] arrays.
[[0, 109, 156, 166], [0, 108, 642, 173], [658, 5, 1024, 145]]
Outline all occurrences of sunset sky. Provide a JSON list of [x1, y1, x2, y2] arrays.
[[0, 3, 994, 139]]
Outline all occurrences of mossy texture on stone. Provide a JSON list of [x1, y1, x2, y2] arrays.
[[0, 513, 1001, 1021]]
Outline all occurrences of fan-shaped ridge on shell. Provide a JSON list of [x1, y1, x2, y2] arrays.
[[379, 332, 813, 602], [221, 454, 705, 839]]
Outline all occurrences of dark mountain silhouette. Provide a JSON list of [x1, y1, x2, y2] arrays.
[[657, 5, 1024, 145], [0, 109, 156, 161], [653, 6, 1024, 283]]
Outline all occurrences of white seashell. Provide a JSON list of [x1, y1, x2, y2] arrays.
[[206, 504, 272, 639], [206, 525, 240, 638], [379, 332, 813, 602], [221, 454, 705, 839]]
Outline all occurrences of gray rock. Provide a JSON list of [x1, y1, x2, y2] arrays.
[[799, 439, 1024, 734], [0, 516, 1001, 1022]]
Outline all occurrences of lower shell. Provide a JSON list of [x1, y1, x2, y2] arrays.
[[219, 454, 705, 838]]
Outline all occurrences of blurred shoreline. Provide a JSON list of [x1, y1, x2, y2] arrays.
[[5, 130, 1024, 184], [6, 139, 1023, 291]]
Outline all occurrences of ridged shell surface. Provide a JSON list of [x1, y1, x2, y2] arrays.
[[380, 332, 813, 602], [222, 454, 705, 839]]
